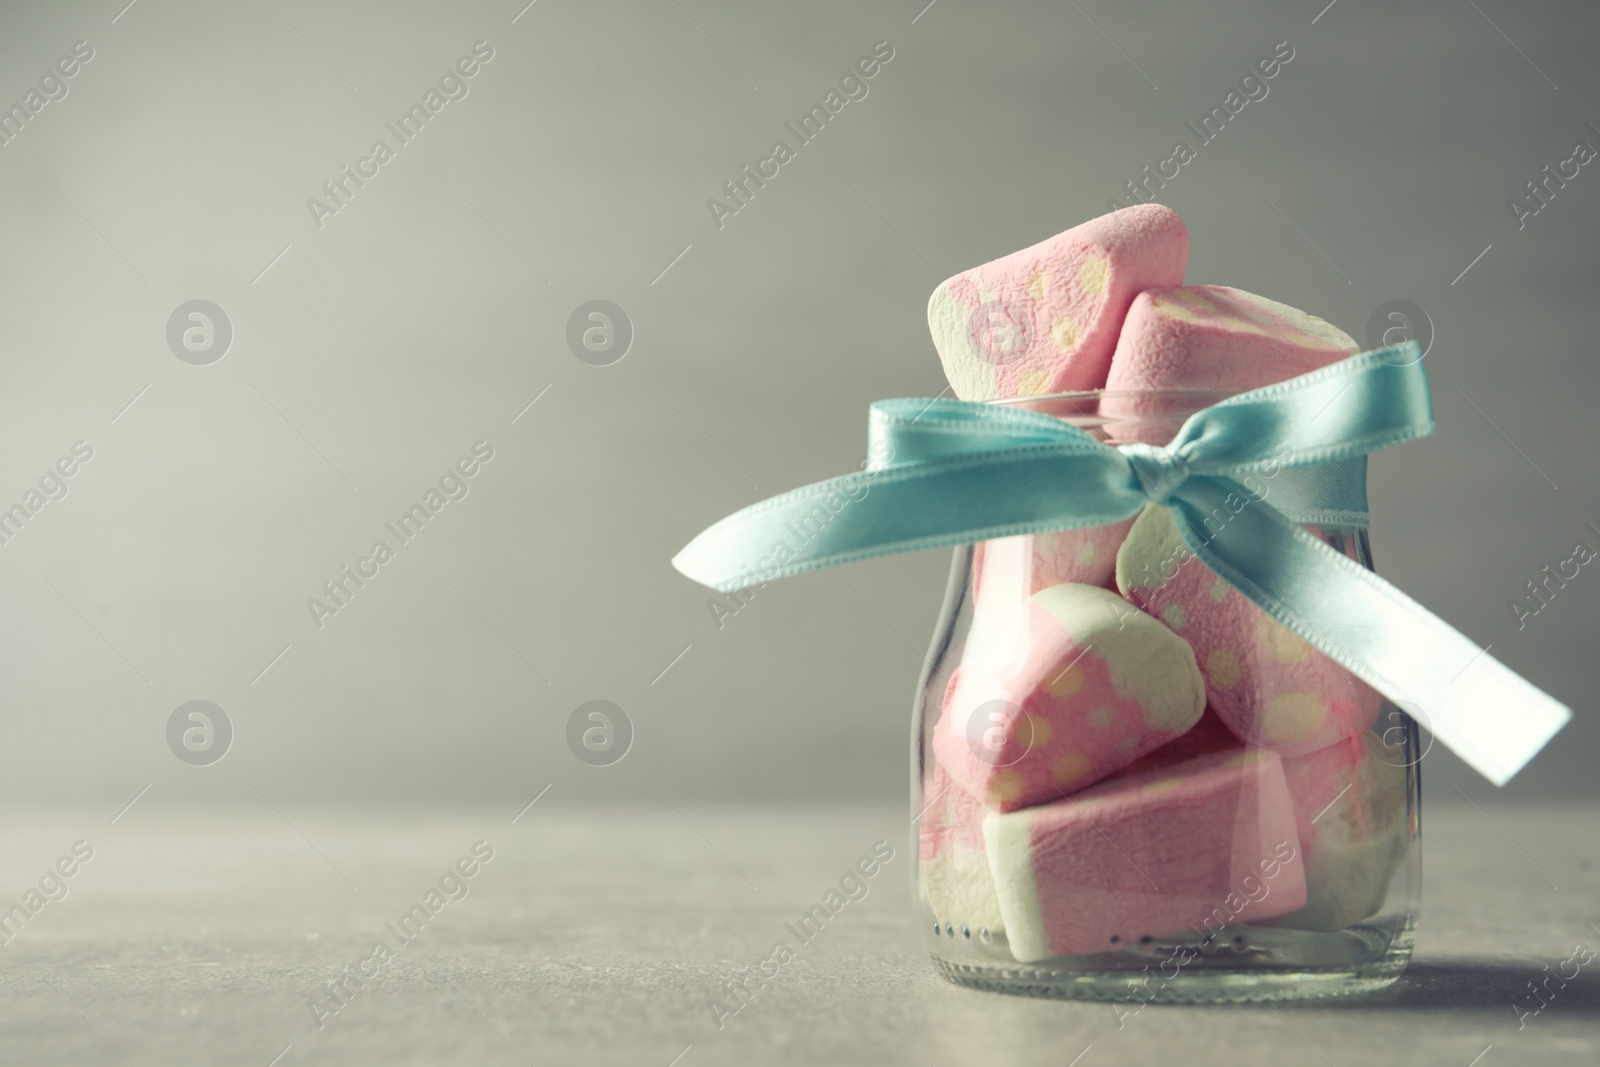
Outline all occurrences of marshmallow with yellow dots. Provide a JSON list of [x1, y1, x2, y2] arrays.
[[933, 583, 1206, 813], [1115, 504, 1383, 757], [927, 204, 1188, 401], [1105, 284, 1359, 396], [968, 520, 1135, 609]]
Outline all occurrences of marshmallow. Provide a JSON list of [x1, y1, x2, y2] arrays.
[[984, 749, 1307, 962], [969, 520, 1136, 606], [1104, 284, 1358, 395], [918, 762, 1005, 940], [1110, 707, 1244, 779], [965, 524, 1137, 677], [934, 583, 1205, 812], [1277, 732, 1410, 932], [927, 204, 1188, 401], [1115, 504, 1382, 757]]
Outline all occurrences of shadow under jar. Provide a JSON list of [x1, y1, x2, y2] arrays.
[[911, 389, 1420, 1003]]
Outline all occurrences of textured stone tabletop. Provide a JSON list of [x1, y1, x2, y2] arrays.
[[0, 800, 1595, 1066]]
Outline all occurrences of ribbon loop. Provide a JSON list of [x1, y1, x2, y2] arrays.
[[672, 342, 1570, 785]]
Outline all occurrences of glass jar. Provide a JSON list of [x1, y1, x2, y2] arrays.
[[911, 390, 1420, 1003]]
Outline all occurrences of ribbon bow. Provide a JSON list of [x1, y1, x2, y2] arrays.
[[673, 343, 1570, 785]]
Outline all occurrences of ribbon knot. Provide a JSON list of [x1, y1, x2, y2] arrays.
[[672, 343, 1570, 786], [1119, 442, 1188, 504]]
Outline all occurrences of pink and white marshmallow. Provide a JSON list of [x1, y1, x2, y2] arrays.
[[1107, 706, 1244, 780], [928, 204, 1189, 401], [918, 762, 1005, 940], [1115, 503, 1382, 757], [1104, 284, 1359, 395], [1277, 732, 1410, 932], [934, 583, 1205, 811], [983, 748, 1306, 961], [968, 520, 1135, 608]]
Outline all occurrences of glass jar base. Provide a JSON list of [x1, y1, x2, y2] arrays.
[[927, 917, 1414, 1004]]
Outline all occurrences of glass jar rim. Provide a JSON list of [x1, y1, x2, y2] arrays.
[[988, 388, 1244, 429], [989, 388, 1241, 406]]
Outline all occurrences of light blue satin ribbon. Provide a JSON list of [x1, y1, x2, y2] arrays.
[[673, 343, 1570, 785]]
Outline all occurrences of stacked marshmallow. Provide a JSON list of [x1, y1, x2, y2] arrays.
[[918, 206, 1408, 963]]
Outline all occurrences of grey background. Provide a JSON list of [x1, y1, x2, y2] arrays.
[[0, 0, 1593, 808]]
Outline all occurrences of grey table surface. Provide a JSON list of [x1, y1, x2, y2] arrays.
[[0, 800, 1595, 1066]]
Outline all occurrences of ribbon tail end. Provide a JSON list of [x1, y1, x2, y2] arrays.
[[671, 541, 753, 595], [1449, 700, 1572, 788]]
